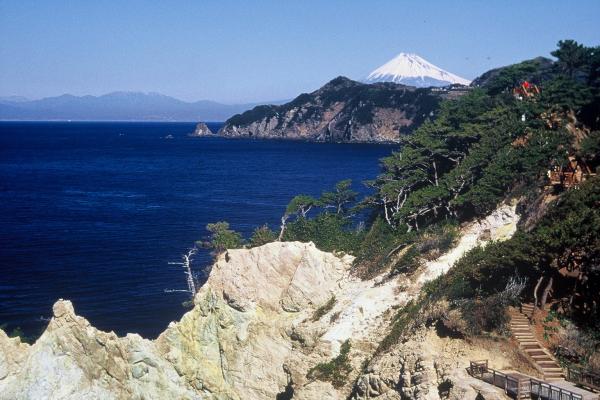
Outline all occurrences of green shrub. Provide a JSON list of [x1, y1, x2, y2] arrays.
[[419, 224, 459, 257], [312, 296, 336, 322], [457, 294, 511, 335], [352, 216, 407, 278], [579, 130, 600, 164], [249, 224, 277, 247], [307, 340, 352, 388], [197, 221, 244, 254], [391, 245, 421, 275], [438, 177, 600, 331], [376, 300, 424, 353], [422, 275, 445, 298], [283, 214, 362, 253], [390, 223, 458, 275]]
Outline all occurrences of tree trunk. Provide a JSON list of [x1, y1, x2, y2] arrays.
[[383, 203, 392, 226], [569, 272, 582, 307], [540, 276, 554, 310], [279, 215, 288, 240], [533, 276, 544, 309], [183, 249, 197, 297], [278, 214, 289, 241], [300, 205, 312, 219]]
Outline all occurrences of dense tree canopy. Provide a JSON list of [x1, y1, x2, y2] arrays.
[[367, 40, 599, 233], [198, 42, 600, 315]]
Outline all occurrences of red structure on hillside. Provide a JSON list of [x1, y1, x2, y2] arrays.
[[513, 81, 541, 100]]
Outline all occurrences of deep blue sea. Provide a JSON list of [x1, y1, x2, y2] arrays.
[[0, 122, 394, 339]]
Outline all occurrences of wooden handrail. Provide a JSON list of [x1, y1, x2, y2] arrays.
[[468, 361, 526, 397], [568, 365, 600, 392], [531, 377, 583, 400], [469, 360, 588, 400]]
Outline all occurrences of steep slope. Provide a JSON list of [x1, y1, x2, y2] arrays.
[[365, 53, 471, 87], [218, 77, 445, 143]]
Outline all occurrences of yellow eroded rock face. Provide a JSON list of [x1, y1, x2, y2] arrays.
[[155, 241, 352, 399], [0, 242, 354, 400]]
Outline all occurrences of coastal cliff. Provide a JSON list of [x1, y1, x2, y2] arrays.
[[3, 40, 598, 400], [0, 204, 521, 400], [217, 77, 449, 143]]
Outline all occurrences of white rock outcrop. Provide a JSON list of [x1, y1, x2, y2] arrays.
[[0, 300, 200, 400], [0, 242, 356, 400], [0, 204, 520, 399]]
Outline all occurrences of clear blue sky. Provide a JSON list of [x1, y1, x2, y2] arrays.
[[1, 0, 598, 103]]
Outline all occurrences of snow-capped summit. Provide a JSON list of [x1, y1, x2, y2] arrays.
[[365, 52, 470, 87]]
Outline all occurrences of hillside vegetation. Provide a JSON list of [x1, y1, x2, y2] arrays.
[[227, 77, 440, 129], [201, 40, 600, 370], [219, 76, 446, 142]]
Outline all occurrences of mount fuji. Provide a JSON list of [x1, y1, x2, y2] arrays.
[[365, 53, 471, 88]]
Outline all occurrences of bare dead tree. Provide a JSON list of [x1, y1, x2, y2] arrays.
[[500, 275, 528, 304], [278, 214, 289, 241], [165, 247, 197, 299]]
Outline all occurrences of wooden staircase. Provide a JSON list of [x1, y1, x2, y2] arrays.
[[509, 303, 564, 381]]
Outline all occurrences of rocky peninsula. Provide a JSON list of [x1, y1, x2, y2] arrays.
[[216, 77, 457, 143]]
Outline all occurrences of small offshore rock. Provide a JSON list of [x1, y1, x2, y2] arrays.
[[189, 122, 213, 137]]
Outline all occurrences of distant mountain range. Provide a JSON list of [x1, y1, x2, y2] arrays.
[[0, 92, 275, 122], [1, 53, 469, 122], [365, 53, 471, 87]]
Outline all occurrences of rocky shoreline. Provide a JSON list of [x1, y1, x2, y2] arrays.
[[186, 79, 473, 144], [0, 204, 520, 399]]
